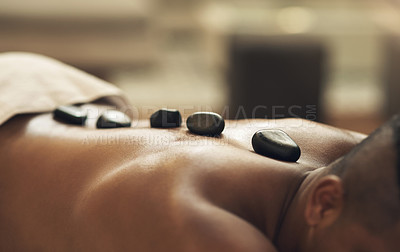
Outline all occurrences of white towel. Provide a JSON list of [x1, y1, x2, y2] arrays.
[[0, 52, 129, 125]]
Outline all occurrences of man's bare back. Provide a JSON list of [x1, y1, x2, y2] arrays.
[[0, 104, 365, 251]]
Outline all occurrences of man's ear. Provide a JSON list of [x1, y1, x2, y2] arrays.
[[305, 175, 344, 228]]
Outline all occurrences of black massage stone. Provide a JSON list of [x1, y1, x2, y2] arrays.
[[150, 109, 182, 128], [96, 110, 131, 129], [186, 112, 225, 136], [252, 129, 301, 162], [53, 105, 87, 125]]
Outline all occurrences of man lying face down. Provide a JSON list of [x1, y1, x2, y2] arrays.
[[277, 115, 400, 252], [0, 52, 399, 252]]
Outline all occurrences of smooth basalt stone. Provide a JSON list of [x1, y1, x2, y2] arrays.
[[186, 112, 225, 136], [150, 109, 182, 128], [252, 129, 301, 162], [53, 105, 87, 125], [96, 110, 131, 129]]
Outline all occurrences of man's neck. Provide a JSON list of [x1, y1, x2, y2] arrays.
[[275, 167, 328, 252]]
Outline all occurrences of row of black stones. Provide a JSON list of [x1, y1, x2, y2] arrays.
[[54, 106, 300, 162], [150, 109, 225, 136], [150, 109, 300, 162], [53, 105, 131, 129]]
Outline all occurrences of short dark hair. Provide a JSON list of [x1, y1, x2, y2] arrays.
[[329, 115, 400, 233]]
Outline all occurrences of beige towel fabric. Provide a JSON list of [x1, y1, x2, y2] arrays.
[[0, 52, 127, 126]]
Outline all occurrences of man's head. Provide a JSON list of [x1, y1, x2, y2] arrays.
[[303, 115, 400, 252]]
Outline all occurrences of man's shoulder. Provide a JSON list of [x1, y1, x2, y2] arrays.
[[226, 118, 366, 166], [176, 200, 278, 252]]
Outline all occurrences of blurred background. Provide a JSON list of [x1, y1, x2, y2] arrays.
[[1, 0, 400, 133]]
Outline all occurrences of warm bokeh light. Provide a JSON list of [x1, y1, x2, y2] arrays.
[[276, 7, 315, 34]]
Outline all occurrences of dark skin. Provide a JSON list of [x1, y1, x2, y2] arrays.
[[0, 101, 367, 251], [288, 123, 400, 252]]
